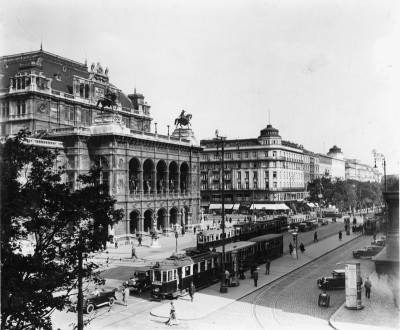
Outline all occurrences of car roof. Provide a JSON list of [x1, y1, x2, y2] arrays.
[[333, 269, 345, 274]]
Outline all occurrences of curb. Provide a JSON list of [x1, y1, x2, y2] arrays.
[[329, 301, 347, 330]]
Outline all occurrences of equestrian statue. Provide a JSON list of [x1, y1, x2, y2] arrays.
[[96, 88, 117, 112], [174, 110, 192, 128]]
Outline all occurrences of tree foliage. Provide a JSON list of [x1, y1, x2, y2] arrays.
[[307, 176, 383, 211], [1, 130, 124, 330]]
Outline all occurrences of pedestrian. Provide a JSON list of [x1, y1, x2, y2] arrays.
[[289, 242, 293, 255], [373, 233, 376, 241], [314, 231, 318, 242], [115, 240, 118, 249], [251, 263, 257, 278], [239, 264, 245, 279], [181, 227, 185, 236], [339, 230, 342, 241], [364, 277, 372, 299], [189, 282, 195, 302], [193, 227, 196, 235], [138, 236, 142, 246], [253, 269, 259, 286], [300, 242, 305, 253], [265, 259, 271, 274], [225, 269, 230, 286], [131, 246, 137, 260], [122, 285, 130, 306], [166, 301, 179, 326]]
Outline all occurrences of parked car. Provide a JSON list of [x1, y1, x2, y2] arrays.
[[305, 220, 318, 230], [124, 266, 152, 293], [352, 246, 382, 259], [317, 218, 329, 226], [317, 270, 346, 290], [297, 223, 309, 232], [371, 239, 386, 247], [71, 287, 118, 314]]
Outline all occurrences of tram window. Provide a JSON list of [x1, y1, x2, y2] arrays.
[[162, 271, 168, 282], [184, 266, 191, 277], [198, 236, 203, 242], [193, 263, 199, 275], [200, 261, 206, 272], [154, 270, 162, 282], [207, 259, 212, 270], [167, 271, 172, 281]]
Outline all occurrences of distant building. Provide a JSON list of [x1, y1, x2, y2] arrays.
[[345, 158, 380, 182], [0, 49, 202, 237], [200, 124, 313, 213], [318, 145, 346, 180]]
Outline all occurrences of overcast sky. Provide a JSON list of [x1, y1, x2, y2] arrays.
[[1, 0, 399, 174]]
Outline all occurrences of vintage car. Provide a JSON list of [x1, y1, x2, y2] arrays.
[[297, 223, 309, 232], [71, 287, 118, 314], [371, 238, 386, 247], [352, 246, 382, 259], [305, 220, 319, 230], [124, 266, 152, 294], [317, 270, 346, 290], [318, 218, 329, 226]]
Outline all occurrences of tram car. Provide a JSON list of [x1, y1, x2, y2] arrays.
[[150, 250, 220, 301], [364, 218, 380, 235], [233, 216, 288, 241], [215, 241, 256, 273], [197, 227, 237, 250], [248, 234, 284, 264]]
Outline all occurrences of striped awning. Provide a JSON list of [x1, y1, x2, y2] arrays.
[[209, 204, 222, 210], [250, 203, 290, 210]]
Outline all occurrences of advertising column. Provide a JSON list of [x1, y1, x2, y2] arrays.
[[345, 262, 363, 309]]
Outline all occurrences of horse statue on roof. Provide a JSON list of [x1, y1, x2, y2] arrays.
[[96, 89, 117, 112], [174, 110, 192, 128]]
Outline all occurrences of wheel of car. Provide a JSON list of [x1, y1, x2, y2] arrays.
[[86, 304, 95, 314], [108, 297, 115, 307]]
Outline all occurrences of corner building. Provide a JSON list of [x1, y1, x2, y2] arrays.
[[0, 49, 202, 237], [200, 125, 318, 213]]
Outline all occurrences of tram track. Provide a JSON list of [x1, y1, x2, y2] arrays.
[[248, 234, 366, 329]]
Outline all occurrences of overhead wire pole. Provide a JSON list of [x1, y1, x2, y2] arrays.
[[215, 130, 228, 293]]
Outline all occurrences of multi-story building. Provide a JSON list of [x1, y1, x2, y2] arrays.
[[200, 124, 313, 213], [0, 49, 202, 237], [345, 159, 380, 182], [318, 145, 346, 180]]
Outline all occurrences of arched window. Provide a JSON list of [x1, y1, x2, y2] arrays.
[[85, 84, 90, 98], [80, 83, 84, 97]]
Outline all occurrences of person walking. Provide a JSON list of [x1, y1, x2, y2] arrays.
[[364, 277, 372, 299], [314, 231, 318, 242], [131, 246, 137, 260], [122, 285, 129, 306], [289, 243, 293, 255], [300, 242, 305, 253], [253, 269, 259, 287], [339, 230, 342, 241], [225, 269, 230, 286], [115, 240, 118, 249], [166, 301, 179, 326], [138, 236, 142, 246], [189, 282, 195, 302], [265, 259, 271, 275]]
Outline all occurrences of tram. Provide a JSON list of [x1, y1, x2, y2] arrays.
[[364, 218, 380, 235], [248, 234, 284, 264], [150, 250, 220, 300], [215, 241, 256, 273], [197, 227, 237, 250]]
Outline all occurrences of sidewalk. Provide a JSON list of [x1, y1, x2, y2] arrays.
[[149, 231, 399, 329]]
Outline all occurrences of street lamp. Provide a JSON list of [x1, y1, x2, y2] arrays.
[[167, 125, 170, 136], [292, 232, 298, 259], [373, 151, 387, 192], [215, 129, 228, 293]]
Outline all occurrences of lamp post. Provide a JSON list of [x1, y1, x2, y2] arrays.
[[175, 230, 178, 253], [292, 232, 298, 259], [155, 122, 157, 134], [167, 125, 170, 136], [215, 129, 228, 293]]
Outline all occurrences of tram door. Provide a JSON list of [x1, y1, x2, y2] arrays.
[[177, 268, 183, 292]]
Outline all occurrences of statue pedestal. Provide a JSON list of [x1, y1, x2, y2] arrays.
[[171, 128, 195, 139], [90, 113, 131, 135], [150, 237, 161, 248]]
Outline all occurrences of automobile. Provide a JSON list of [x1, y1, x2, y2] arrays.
[[352, 246, 382, 259], [93, 276, 106, 286], [319, 219, 329, 226], [305, 220, 318, 230], [371, 239, 386, 247], [124, 266, 152, 293], [297, 223, 309, 232], [317, 269, 346, 290], [71, 287, 118, 314]]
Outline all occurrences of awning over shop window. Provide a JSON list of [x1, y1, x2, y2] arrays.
[[250, 204, 290, 210], [232, 204, 240, 210], [209, 204, 222, 210], [223, 204, 234, 209]]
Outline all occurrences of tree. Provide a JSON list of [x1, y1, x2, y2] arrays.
[[1, 130, 124, 330]]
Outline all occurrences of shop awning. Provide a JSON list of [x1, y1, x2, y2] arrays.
[[223, 204, 234, 209], [250, 204, 290, 211], [209, 204, 222, 210], [232, 204, 240, 210]]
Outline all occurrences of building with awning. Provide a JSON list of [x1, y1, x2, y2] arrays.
[[209, 204, 222, 210], [250, 203, 290, 211]]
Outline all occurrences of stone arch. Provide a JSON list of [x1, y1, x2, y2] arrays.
[[169, 207, 179, 228], [180, 162, 189, 192], [129, 158, 141, 194], [129, 210, 140, 234], [169, 161, 178, 192], [143, 209, 153, 232], [143, 159, 154, 193], [157, 208, 167, 231], [156, 160, 168, 193]]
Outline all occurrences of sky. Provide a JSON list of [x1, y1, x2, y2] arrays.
[[1, 0, 399, 174]]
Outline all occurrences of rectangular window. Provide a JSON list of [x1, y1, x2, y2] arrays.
[[273, 171, 277, 179], [253, 152, 257, 157], [245, 152, 248, 158], [1, 102, 9, 117], [202, 153, 208, 160], [273, 182, 277, 188], [245, 171, 249, 179], [226, 152, 232, 159], [237, 172, 241, 180], [237, 152, 241, 158], [273, 151, 277, 157]]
